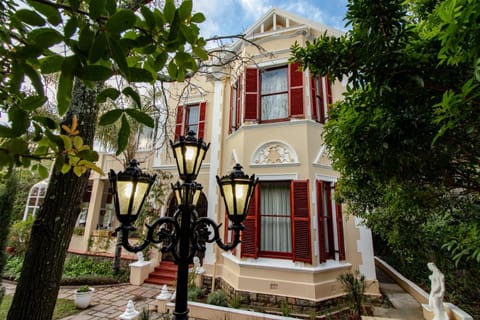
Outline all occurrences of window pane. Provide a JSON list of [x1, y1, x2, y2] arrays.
[[261, 68, 288, 121], [260, 182, 292, 253], [187, 105, 199, 133], [261, 68, 287, 94], [262, 93, 288, 120]]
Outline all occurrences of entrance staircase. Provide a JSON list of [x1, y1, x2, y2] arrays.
[[144, 260, 177, 287]]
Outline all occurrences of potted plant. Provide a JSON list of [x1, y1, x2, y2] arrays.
[[74, 285, 94, 309]]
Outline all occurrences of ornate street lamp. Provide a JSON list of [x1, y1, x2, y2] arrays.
[[109, 131, 257, 320]]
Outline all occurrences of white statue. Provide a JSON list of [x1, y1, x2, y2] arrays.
[[136, 251, 144, 263], [192, 256, 205, 274], [428, 262, 449, 320]]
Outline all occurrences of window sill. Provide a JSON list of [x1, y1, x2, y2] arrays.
[[222, 252, 351, 272]]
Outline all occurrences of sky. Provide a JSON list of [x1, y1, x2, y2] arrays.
[[192, 0, 349, 39]]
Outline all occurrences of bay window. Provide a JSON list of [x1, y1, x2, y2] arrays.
[[175, 102, 207, 139]]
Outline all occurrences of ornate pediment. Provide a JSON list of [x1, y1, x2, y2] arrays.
[[251, 141, 299, 166], [314, 145, 332, 168]]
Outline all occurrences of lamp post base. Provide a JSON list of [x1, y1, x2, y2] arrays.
[[173, 309, 189, 320]]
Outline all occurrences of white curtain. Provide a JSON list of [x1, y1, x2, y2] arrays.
[[260, 182, 292, 252], [187, 105, 199, 133], [261, 68, 288, 120]]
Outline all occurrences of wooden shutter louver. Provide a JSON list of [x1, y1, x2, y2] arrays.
[[228, 86, 234, 134], [316, 180, 327, 263], [175, 105, 184, 139], [291, 180, 312, 263], [289, 63, 304, 118], [197, 102, 206, 139], [335, 202, 346, 260], [241, 186, 258, 258], [244, 68, 259, 121], [310, 77, 318, 121]]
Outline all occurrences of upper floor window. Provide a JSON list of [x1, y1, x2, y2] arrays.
[[175, 102, 207, 139], [242, 62, 304, 124], [261, 67, 288, 121], [229, 79, 241, 134]]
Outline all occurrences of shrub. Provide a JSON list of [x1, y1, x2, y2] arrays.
[[7, 216, 34, 255], [4, 255, 24, 280], [187, 286, 204, 301], [338, 270, 368, 319], [206, 290, 228, 307]]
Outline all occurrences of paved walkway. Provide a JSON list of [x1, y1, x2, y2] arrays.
[[3, 268, 424, 320], [373, 266, 424, 319], [3, 281, 166, 320]]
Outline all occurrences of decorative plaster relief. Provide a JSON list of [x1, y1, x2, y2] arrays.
[[252, 141, 298, 165]]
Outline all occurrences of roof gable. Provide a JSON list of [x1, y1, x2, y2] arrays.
[[244, 7, 343, 39]]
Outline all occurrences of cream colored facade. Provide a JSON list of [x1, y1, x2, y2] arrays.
[[68, 7, 379, 304]]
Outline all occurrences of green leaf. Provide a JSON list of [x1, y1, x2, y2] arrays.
[[107, 36, 129, 77], [9, 107, 30, 137], [77, 65, 113, 81], [99, 109, 124, 126], [97, 88, 120, 103], [28, 28, 63, 48], [125, 109, 154, 128], [89, 32, 107, 63], [178, 0, 192, 21], [191, 12, 205, 23], [164, 0, 176, 24], [127, 67, 154, 82], [10, 62, 25, 93], [33, 116, 57, 130], [69, 0, 80, 12], [20, 95, 47, 111], [106, 9, 137, 35], [0, 125, 13, 138], [154, 51, 168, 70], [27, 0, 62, 26], [23, 63, 44, 96], [193, 47, 208, 60], [15, 9, 45, 26], [167, 60, 178, 78], [38, 164, 49, 179], [57, 56, 78, 116], [117, 115, 130, 155], [40, 55, 64, 74], [141, 6, 155, 29], [180, 24, 194, 43], [122, 87, 141, 108], [89, 0, 106, 20], [79, 25, 95, 52], [64, 17, 78, 39], [105, 0, 116, 15]]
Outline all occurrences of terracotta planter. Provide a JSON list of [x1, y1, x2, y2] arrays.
[[74, 287, 95, 309]]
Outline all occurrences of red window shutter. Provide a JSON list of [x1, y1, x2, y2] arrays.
[[241, 186, 258, 258], [229, 86, 234, 134], [175, 105, 184, 139], [326, 76, 332, 119], [197, 102, 206, 139], [244, 68, 258, 121], [316, 180, 327, 263], [236, 75, 242, 126], [291, 180, 312, 264], [335, 203, 346, 260], [310, 77, 318, 121], [288, 62, 304, 118]]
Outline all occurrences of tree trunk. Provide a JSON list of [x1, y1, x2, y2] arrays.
[[7, 79, 100, 320], [0, 172, 17, 305]]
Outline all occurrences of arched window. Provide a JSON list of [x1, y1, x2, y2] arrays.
[[23, 179, 48, 220]]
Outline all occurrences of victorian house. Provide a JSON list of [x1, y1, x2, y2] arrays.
[[63, 6, 379, 309]]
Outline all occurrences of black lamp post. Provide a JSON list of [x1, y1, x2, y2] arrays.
[[109, 130, 257, 320]]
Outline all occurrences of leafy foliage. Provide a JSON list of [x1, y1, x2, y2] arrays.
[[0, 0, 209, 174], [291, 0, 480, 315], [206, 290, 228, 307], [338, 271, 368, 319]]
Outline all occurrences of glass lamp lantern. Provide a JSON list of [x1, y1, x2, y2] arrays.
[[170, 130, 210, 182], [109, 159, 157, 226], [216, 163, 258, 226]]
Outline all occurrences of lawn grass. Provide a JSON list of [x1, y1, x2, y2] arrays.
[[0, 294, 80, 319]]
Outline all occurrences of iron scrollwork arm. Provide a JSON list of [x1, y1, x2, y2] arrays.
[[192, 217, 244, 253]]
